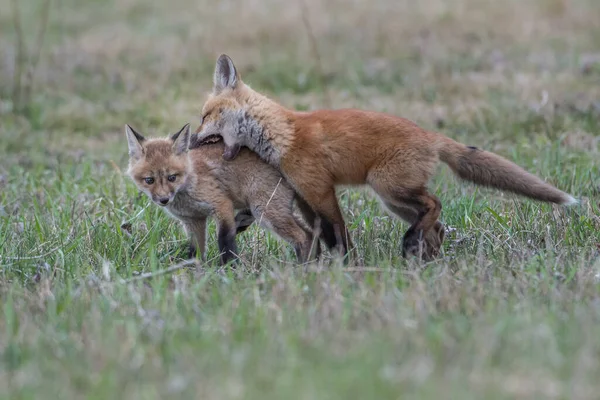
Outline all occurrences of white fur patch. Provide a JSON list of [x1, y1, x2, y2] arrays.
[[563, 195, 579, 206]]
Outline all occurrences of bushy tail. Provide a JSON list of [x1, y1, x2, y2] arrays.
[[437, 136, 577, 205]]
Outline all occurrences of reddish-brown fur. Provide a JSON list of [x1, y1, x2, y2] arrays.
[[280, 110, 450, 259], [195, 54, 577, 261]]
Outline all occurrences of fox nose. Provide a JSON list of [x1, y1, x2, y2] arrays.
[[158, 197, 170, 206]]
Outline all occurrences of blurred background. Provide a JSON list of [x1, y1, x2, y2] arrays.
[[2, 0, 599, 161]]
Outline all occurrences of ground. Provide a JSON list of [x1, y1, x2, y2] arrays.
[[1, 0, 600, 398]]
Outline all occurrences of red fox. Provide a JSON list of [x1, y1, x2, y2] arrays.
[[193, 54, 578, 261], [125, 123, 322, 265]]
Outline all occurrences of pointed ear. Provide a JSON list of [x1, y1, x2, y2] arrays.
[[171, 123, 191, 155], [213, 54, 239, 94], [125, 124, 145, 159]]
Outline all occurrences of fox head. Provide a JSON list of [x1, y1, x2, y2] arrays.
[[195, 54, 289, 166], [125, 123, 192, 207], [194, 54, 247, 161]]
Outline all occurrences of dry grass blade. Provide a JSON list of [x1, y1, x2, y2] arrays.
[[21, 0, 51, 109], [118, 259, 200, 283], [299, 0, 332, 108], [10, 0, 24, 110], [9, 0, 52, 113]]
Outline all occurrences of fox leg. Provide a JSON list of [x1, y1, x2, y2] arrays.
[[184, 211, 250, 263], [183, 218, 207, 260], [253, 204, 318, 263], [381, 201, 445, 259], [299, 222, 322, 261], [214, 202, 239, 266], [291, 222, 321, 263], [395, 190, 442, 261], [369, 173, 442, 261], [185, 211, 251, 260], [368, 159, 442, 261], [294, 195, 328, 257], [300, 189, 355, 261]]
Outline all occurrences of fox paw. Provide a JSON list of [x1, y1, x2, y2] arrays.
[[187, 244, 197, 259], [402, 237, 427, 260], [402, 230, 442, 262]]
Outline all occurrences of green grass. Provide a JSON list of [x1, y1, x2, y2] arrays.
[[1, 0, 600, 398]]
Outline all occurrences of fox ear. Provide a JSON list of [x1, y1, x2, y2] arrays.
[[214, 54, 239, 94], [171, 123, 191, 155], [125, 124, 145, 159]]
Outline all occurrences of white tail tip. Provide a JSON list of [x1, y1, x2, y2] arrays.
[[563, 195, 579, 206]]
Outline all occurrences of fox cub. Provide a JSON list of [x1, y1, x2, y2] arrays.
[[125, 123, 321, 265], [194, 54, 577, 261]]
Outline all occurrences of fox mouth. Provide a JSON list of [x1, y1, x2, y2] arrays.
[[223, 143, 241, 161], [189, 133, 222, 149], [188, 133, 240, 160]]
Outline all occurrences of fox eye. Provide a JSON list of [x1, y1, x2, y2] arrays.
[[145, 177, 155, 185], [167, 174, 177, 182]]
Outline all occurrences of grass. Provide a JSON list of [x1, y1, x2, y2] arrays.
[[1, 0, 600, 398]]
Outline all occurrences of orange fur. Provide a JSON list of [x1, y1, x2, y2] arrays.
[[194, 55, 577, 261]]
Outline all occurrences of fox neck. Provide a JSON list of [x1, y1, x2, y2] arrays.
[[239, 85, 295, 168]]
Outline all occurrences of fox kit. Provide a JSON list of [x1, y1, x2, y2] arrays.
[[194, 54, 577, 261], [125, 123, 321, 265]]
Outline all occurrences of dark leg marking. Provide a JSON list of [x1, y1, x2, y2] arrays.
[[188, 242, 198, 259], [296, 195, 336, 252], [217, 221, 238, 265], [234, 209, 255, 234]]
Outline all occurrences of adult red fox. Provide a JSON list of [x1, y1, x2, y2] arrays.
[[194, 54, 577, 261], [125, 123, 321, 265]]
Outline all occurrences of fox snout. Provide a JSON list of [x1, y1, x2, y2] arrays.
[[153, 194, 174, 207]]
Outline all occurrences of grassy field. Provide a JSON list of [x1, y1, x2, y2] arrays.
[[1, 0, 600, 398]]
